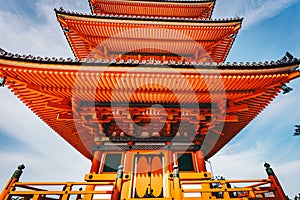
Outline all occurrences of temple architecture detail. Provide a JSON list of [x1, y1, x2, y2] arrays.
[[1, 0, 300, 199]]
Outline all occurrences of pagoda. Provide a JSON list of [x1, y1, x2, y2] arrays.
[[1, 0, 300, 200]]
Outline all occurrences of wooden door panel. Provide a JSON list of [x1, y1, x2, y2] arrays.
[[133, 154, 164, 198], [135, 156, 150, 198], [151, 155, 163, 198]]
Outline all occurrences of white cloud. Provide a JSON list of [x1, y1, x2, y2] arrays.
[[0, 0, 89, 57], [0, 88, 90, 186], [276, 160, 300, 198], [0, 151, 90, 188], [213, 0, 300, 29]]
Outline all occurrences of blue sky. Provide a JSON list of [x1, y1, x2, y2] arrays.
[[0, 0, 300, 197]]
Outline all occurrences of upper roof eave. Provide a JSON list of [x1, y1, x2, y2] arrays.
[[90, 0, 217, 5], [1, 48, 300, 160], [55, 8, 243, 24], [89, 0, 216, 19], [0, 49, 299, 74], [107, 0, 216, 3]]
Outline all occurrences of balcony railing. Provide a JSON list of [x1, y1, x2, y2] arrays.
[[0, 164, 286, 200]]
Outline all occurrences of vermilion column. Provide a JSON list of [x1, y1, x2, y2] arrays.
[[195, 150, 206, 172], [165, 142, 173, 172], [124, 150, 133, 173], [264, 163, 286, 199], [0, 165, 25, 200], [85, 150, 102, 199], [90, 150, 102, 174]]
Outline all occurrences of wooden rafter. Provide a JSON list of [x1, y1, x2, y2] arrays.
[[89, 0, 215, 18], [1, 51, 299, 159], [57, 15, 104, 58], [55, 11, 242, 62]]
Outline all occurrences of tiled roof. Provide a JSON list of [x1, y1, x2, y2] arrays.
[[1, 49, 299, 159], [88, 0, 215, 18], [1, 48, 298, 70], [56, 7, 241, 23], [55, 9, 242, 63]]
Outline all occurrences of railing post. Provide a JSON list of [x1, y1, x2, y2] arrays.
[[222, 182, 231, 200], [173, 165, 182, 200], [61, 183, 72, 200], [194, 147, 207, 172], [201, 180, 212, 199], [84, 148, 102, 200], [111, 165, 124, 200], [264, 163, 286, 200], [248, 191, 256, 198], [90, 150, 102, 174], [0, 164, 25, 200]]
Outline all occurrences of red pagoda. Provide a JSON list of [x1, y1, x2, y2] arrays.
[[1, 0, 300, 199]]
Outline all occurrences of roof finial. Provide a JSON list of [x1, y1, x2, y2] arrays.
[[281, 83, 293, 94], [0, 76, 7, 87], [280, 52, 294, 63]]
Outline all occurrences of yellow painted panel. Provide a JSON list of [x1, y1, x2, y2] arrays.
[[135, 156, 150, 198], [151, 156, 163, 197]]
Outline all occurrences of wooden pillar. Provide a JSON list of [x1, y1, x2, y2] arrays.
[[265, 163, 286, 200], [103, 45, 109, 58], [120, 151, 132, 200], [194, 47, 199, 60], [129, 123, 134, 135], [111, 166, 124, 200], [90, 150, 102, 174], [195, 150, 206, 172], [124, 150, 133, 173], [173, 165, 182, 200], [84, 150, 102, 200], [61, 183, 72, 200], [166, 144, 173, 172], [0, 165, 25, 200]]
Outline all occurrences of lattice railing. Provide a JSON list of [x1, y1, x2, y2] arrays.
[[1, 164, 286, 200]]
